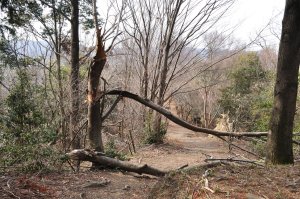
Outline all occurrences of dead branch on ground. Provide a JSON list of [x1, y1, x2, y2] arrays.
[[205, 158, 264, 167]]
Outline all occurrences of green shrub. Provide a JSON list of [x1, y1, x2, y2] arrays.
[[143, 124, 167, 144], [142, 113, 167, 144], [0, 69, 60, 173], [140, 111, 167, 144], [218, 52, 273, 132]]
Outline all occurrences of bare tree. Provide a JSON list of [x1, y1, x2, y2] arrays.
[[122, 0, 236, 142]]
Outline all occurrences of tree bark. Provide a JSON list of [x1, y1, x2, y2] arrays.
[[267, 0, 300, 164], [105, 90, 269, 138], [87, 0, 106, 152], [67, 149, 166, 177], [152, 0, 183, 141], [70, 0, 80, 149], [67, 149, 225, 177], [52, 3, 67, 151]]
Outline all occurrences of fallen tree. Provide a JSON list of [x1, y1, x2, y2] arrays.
[[104, 90, 300, 146], [105, 90, 269, 138], [67, 149, 223, 177], [68, 90, 299, 176], [67, 149, 166, 177]]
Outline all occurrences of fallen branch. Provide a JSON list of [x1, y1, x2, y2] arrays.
[[105, 90, 269, 138], [205, 158, 264, 167], [2, 188, 20, 199], [82, 178, 110, 188], [216, 135, 260, 157], [177, 164, 189, 170], [67, 149, 166, 177]]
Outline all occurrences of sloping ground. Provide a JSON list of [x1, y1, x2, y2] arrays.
[[1, 101, 299, 198], [129, 100, 251, 171], [0, 170, 157, 199], [129, 121, 234, 171], [0, 120, 254, 199], [149, 162, 300, 199]]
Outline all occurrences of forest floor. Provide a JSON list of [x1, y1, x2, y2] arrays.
[[1, 121, 300, 199], [1, 106, 300, 198]]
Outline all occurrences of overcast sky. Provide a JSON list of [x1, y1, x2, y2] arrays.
[[98, 0, 285, 47], [230, 0, 284, 44]]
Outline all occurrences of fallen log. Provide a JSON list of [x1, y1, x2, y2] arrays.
[[67, 149, 166, 177]]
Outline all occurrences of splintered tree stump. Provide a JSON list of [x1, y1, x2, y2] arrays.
[[67, 149, 166, 177]]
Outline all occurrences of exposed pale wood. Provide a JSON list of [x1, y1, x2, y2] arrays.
[[87, 0, 107, 152]]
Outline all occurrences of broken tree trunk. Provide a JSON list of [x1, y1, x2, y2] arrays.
[[87, 0, 107, 152], [67, 149, 166, 177]]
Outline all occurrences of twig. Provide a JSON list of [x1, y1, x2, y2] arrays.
[[66, 160, 76, 172], [129, 130, 136, 153], [2, 188, 20, 199], [0, 80, 10, 91], [67, 120, 88, 150], [6, 179, 12, 189], [177, 164, 189, 170], [216, 135, 260, 158], [203, 186, 215, 194], [102, 95, 122, 121]]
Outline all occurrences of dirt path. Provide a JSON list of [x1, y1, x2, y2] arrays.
[[129, 121, 231, 171], [129, 101, 232, 171]]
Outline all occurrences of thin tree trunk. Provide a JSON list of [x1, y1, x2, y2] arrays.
[[152, 0, 183, 141], [56, 53, 67, 150], [267, 0, 300, 164], [203, 87, 208, 128], [70, 0, 80, 150], [52, 0, 67, 151]]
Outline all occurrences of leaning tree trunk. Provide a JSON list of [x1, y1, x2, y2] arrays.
[[267, 0, 300, 164]]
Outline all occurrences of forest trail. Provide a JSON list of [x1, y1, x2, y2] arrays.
[[129, 101, 232, 171], [3, 103, 299, 199]]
